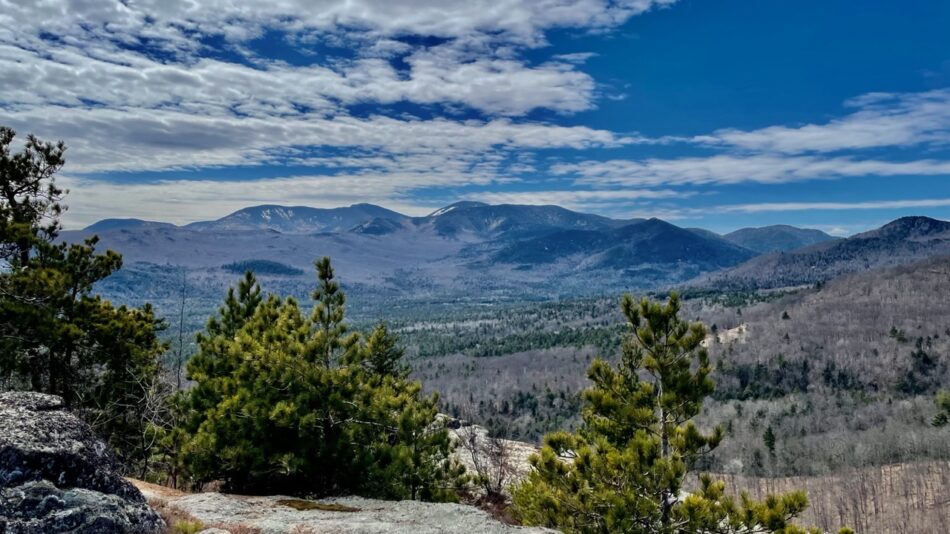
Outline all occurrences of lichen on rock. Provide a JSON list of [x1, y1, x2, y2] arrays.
[[0, 391, 165, 533]]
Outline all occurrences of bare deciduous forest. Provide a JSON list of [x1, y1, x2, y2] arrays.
[[714, 461, 950, 533], [411, 256, 950, 481]]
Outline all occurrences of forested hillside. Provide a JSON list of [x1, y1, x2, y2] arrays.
[[77, 211, 950, 477], [699, 255, 950, 476], [700, 217, 950, 290], [723, 225, 836, 253], [410, 256, 950, 477]]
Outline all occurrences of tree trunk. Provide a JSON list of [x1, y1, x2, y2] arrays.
[[659, 383, 671, 529]]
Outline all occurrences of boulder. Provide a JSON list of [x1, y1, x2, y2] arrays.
[[0, 391, 164, 533]]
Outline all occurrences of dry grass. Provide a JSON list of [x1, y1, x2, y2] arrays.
[[144, 483, 263, 534], [471, 493, 520, 526], [149, 498, 203, 534], [132, 478, 187, 499]]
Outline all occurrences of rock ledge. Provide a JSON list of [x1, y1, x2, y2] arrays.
[[0, 391, 164, 533], [136, 481, 554, 534]]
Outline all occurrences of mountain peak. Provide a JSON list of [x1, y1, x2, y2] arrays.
[[860, 216, 950, 241], [428, 201, 489, 217], [723, 224, 835, 253], [878, 215, 946, 231], [186, 203, 408, 234], [83, 218, 175, 232]]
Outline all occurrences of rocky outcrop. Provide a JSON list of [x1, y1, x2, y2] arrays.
[[0, 391, 165, 533], [449, 420, 539, 493], [136, 481, 555, 534]]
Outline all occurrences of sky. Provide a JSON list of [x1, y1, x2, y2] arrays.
[[2, 0, 949, 235]]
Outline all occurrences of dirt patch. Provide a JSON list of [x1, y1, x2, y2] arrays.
[[131, 478, 188, 499]]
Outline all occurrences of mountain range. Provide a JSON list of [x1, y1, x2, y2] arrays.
[[697, 216, 950, 290], [61, 203, 950, 304]]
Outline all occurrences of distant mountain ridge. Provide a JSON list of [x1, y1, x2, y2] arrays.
[[495, 218, 754, 271], [83, 218, 176, 232], [182, 203, 409, 234], [853, 215, 950, 241], [415, 203, 624, 240], [697, 216, 950, 290], [70, 203, 950, 301], [724, 224, 836, 253], [68, 201, 755, 299]]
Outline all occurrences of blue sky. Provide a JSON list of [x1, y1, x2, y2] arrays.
[[2, 0, 949, 234]]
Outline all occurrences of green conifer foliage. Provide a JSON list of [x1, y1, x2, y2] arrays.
[[513, 293, 846, 534], [764, 425, 777, 458], [933, 390, 950, 427], [178, 257, 464, 499], [360, 323, 411, 379], [0, 126, 168, 472]]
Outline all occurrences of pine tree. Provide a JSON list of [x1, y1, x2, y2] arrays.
[[175, 270, 264, 486], [312, 256, 356, 366], [933, 390, 950, 427], [360, 323, 410, 379], [764, 425, 777, 458], [0, 126, 167, 471], [0, 126, 65, 267], [512, 293, 846, 534], [178, 257, 464, 499], [182, 270, 262, 417]]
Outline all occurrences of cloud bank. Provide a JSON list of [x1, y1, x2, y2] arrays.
[[1, 1, 948, 228]]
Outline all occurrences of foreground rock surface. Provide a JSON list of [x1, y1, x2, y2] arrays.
[[0, 392, 164, 533], [135, 480, 554, 534]]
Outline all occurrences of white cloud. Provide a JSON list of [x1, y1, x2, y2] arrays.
[[0, 39, 597, 117], [714, 198, 950, 214], [551, 52, 598, 64], [4, 106, 631, 173], [0, 1, 679, 120], [0, 1, 677, 49], [467, 188, 688, 212], [59, 173, 450, 228], [696, 88, 950, 154], [554, 155, 950, 187], [0, 0, 662, 224], [612, 198, 950, 225]]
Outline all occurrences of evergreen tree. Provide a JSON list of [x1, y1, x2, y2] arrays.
[[182, 270, 262, 422], [178, 257, 464, 499], [175, 270, 264, 485], [312, 256, 357, 366], [764, 425, 777, 458], [0, 126, 65, 266], [513, 293, 845, 534], [933, 390, 950, 427], [0, 126, 167, 471], [360, 322, 410, 379]]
